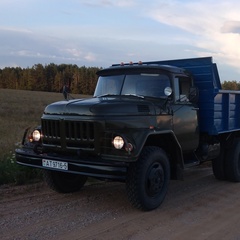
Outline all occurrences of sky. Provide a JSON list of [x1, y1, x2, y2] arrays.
[[1, 0, 240, 81]]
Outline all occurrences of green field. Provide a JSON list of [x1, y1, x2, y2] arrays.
[[0, 88, 88, 185]]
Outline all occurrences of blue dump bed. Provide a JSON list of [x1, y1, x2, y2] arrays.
[[146, 57, 240, 135]]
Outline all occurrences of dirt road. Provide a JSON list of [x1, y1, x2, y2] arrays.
[[1, 164, 240, 240]]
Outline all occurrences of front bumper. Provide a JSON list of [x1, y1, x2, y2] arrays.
[[15, 148, 128, 180]]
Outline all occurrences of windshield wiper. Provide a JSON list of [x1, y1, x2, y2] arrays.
[[96, 93, 145, 99], [124, 94, 145, 99], [96, 94, 118, 98]]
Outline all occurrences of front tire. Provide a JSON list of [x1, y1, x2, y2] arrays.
[[126, 146, 170, 211], [43, 170, 88, 193]]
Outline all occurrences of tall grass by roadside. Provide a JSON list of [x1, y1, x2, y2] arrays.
[[0, 89, 88, 185]]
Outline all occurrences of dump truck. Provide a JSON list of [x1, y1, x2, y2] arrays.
[[16, 57, 240, 211]]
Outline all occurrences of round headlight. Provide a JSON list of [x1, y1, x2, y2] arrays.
[[112, 136, 124, 149], [32, 130, 41, 142]]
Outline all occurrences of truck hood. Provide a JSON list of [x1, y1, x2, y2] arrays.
[[43, 96, 156, 116]]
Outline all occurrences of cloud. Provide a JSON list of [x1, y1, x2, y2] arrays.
[[80, 0, 135, 8], [0, 26, 32, 34], [145, 0, 240, 73], [0, 27, 101, 68], [84, 52, 97, 62], [0, 0, 240, 81], [64, 48, 83, 58], [221, 21, 240, 34]]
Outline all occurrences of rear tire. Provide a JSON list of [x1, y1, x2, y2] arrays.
[[212, 145, 227, 180], [43, 170, 88, 193], [225, 138, 240, 182], [126, 146, 170, 211]]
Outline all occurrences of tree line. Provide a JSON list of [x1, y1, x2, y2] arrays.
[[0, 63, 101, 95], [0, 63, 239, 94], [221, 81, 240, 90]]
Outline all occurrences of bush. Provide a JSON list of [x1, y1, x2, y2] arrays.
[[0, 151, 42, 185]]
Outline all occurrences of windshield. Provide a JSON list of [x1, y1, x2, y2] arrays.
[[94, 73, 171, 98]]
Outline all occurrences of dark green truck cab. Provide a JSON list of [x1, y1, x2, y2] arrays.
[[16, 57, 240, 210]]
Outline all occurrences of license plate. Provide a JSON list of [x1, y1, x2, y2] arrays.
[[42, 159, 68, 170]]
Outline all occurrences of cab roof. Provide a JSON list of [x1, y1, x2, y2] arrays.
[[97, 63, 188, 76]]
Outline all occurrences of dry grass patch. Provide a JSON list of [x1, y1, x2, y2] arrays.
[[0, 88, 88, 184], [0, 89, 63, 158]]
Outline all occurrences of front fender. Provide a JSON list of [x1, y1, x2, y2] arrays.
[[139, 130, 184, 179]]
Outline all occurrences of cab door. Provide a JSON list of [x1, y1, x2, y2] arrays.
[[172, 76, 199, 152]]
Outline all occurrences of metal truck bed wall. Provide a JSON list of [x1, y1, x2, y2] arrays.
[[144, 57, 240, 135]]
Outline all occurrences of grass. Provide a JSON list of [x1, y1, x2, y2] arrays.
[[0, 89, 88, 185]]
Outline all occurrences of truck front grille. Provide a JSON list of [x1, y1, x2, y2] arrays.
[[41, 119, 95, 150]]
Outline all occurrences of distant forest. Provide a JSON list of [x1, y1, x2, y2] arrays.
[[0, 63, 101, 95], [221, 80, 240, 90], [0, 63, 239, 94]]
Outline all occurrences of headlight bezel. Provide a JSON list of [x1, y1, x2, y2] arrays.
[[112, 134, 134, 153], [27, 127, 42, 143]]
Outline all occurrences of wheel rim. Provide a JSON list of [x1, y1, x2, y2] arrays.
[[146, 162, 164, 197]]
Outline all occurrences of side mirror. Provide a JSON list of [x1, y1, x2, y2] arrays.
[[189, 87, 199, 103], [164, 87, 173, 97]]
